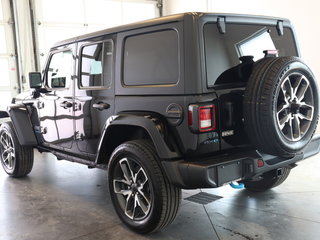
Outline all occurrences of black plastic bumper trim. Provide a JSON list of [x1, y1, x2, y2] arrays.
[[162, 135, 320, 189]]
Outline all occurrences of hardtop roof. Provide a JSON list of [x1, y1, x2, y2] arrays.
[[52, 12, 290, 48]]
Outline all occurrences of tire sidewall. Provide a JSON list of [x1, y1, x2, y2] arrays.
[[271, 60, 319, 153], [108, 142, 164, 233]]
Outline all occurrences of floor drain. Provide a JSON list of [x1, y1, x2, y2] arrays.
[[184, 192, 223, 205]]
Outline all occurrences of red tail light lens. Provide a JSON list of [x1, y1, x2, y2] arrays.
[[188, 104, 216, 133], [188, 110, 193, 126], [199, 105, 215, 132], [257, 159, 264, 168]]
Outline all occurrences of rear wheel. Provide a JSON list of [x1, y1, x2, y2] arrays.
[[0, 122, 34, 177], [243, 167, 291, 192], [108, 140, 181, 234]]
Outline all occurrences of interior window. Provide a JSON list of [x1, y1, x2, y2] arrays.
[[47, 50, 73, 89], [236, 28, 276, 61], [80, 41, 113, 88]]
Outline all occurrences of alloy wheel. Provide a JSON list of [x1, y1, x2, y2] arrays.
[[0, 130, 15, 171], [276, 72, 314, 141], [113, 157, 152, 220]]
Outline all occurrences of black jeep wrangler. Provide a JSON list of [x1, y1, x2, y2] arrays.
[[0, 12, 319, 233]]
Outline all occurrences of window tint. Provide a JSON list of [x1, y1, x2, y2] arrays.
[[123, 30, 179, 86], [47, 50, 73, 89], [203, 23, 297, 87], [80, 41, 113, 88]]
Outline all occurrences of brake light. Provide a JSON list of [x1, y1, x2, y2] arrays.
[[199, 105, 215, 132], [188, 110, 193, 126], [257, 159, 264, 168], [188, 104, 216, 132]]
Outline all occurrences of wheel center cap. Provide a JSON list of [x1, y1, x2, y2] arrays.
[[131, 183, 138, 193], [290, 103, 300, 114]]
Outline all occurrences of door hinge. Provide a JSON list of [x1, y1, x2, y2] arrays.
[[37, 101, 44, 109], [41, 126, 47, 134], [74, 131, 83, 140], [276, 20, 284, 36], [74, 102, 81, 111], [217, 17, 226, 34]]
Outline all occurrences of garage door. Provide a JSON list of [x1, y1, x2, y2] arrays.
[[34, 0, 159, 68], [0, 0, 19, 110]]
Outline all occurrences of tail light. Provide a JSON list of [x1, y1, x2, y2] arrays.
[[199, 105, 215, 131], [257, 159, 264, 168], [188, 110, 193, 126], [188, 104, 216, 132]]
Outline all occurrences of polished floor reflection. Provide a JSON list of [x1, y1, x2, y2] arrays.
[[0, 151, 319, 240]]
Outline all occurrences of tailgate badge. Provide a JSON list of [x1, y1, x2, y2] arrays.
[[222, 130, 234, 137]]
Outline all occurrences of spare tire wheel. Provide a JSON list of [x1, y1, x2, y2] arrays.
[[243, 57, 319, 157]]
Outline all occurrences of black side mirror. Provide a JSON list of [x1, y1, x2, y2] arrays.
[[29, 72, 42, 89]]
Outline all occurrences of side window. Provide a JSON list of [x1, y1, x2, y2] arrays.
[[80, 41, 113, 88], [123, 30, 179, 86], [47, 50, 73, 89]]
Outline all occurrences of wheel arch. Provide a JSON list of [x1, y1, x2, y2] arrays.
[[4, 104, 37, 146], [95, 114, 181, 165]]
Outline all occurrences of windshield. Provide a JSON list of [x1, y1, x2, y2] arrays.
[[203, 23, 298, 87]]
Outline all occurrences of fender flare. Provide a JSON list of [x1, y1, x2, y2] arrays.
[[0, 110, 9, 118], [4, 104, 37, 146], [96, 114, 180, 162]]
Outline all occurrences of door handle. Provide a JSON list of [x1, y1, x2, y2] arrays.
[[92, 102, 110, 111], [60, 101, 73, 109]]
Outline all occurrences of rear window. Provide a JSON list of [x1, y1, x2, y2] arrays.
[[123, 30, 179, 86], [80, 41, 113, 89], [203, 23, 298, 87]]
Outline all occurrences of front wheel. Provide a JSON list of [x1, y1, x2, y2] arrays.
[[108, 140, 181, 234], [0, 122, 34, 177]]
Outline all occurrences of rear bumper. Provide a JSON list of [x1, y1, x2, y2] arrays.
[[162, 134, 320, 189]]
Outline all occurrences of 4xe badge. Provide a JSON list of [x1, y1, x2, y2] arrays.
[[222, 130, 234, 137]]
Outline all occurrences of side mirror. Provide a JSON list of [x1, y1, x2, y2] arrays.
[[29, 72, 42, 89]]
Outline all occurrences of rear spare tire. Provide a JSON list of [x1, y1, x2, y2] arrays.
[[244, 57, 319, 157]]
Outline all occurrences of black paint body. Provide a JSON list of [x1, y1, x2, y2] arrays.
[[1, 13, 319, 189]]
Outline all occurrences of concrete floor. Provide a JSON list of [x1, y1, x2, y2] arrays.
[[0, 151, 319, 240]]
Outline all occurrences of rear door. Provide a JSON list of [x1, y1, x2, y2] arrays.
[[74, 37, 115, 160]]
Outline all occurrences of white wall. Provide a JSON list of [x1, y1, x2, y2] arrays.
[[163, 0, 320, 79], [12, 0, 159, 92], [15, 0, 35, 91]]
